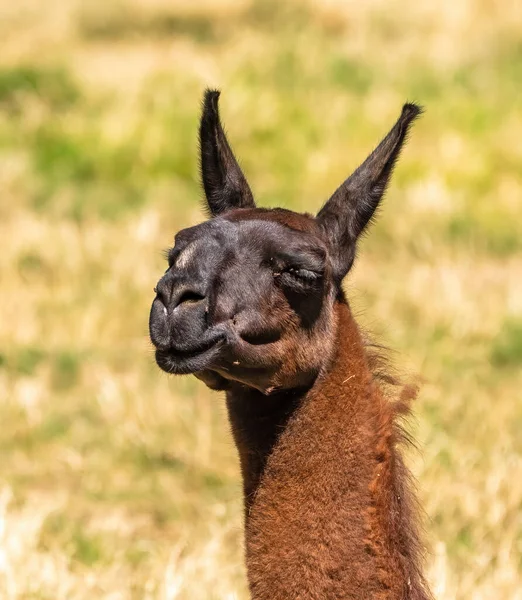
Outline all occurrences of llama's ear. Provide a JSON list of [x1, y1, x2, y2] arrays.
[[316, 103, 422, 280], [199, 89, 255, 216]]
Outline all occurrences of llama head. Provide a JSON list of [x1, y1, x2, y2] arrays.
[[149, 90, 420, 393]]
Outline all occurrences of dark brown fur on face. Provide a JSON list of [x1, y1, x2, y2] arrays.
[[149, 90, 433, 599]]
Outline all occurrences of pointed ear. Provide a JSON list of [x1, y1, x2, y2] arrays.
[[199, 89, 255, 216], [316, 103, 422, 280]]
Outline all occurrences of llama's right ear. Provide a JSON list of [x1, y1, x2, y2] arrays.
[[316, 103, 421, 281], [199, 90, 255, 216]]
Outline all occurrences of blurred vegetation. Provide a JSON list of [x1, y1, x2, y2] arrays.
[[0, 0, 521, 598]]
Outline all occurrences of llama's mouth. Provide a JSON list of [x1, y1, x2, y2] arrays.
[[153, 327, 279, 377], [155, 338, 226, 375]]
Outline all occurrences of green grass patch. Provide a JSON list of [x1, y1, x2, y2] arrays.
[[18, 251, 46, 275], [24, 80, 200, 220], [37, 413, 73, 441], [14, 346, 47, 376], [326, 57, 373, 94], [6, 347, 84, 388], [52, 351, 81, 391], [0, 65, 79, 112], [40, 511, 106, 566], [491, 318, 522, 367], [445, 208, 522, 256]]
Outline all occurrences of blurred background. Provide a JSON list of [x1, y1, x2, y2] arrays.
[[0, 0, 521, 598]]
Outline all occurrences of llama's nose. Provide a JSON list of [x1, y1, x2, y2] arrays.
[[155, 275, 206, 313]]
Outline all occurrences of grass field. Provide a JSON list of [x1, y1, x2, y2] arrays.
[[0, 1, 521, 598]]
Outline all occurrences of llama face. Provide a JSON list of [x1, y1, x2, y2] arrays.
[[149, 208, 337, 393], [149, 90, 420, 393]]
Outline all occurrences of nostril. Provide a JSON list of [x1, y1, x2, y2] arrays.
[[155, 285, 170, 310], [176, 290, 206, 308]]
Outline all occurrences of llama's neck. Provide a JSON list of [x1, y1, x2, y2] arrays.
[[225, 302, 431, 600]]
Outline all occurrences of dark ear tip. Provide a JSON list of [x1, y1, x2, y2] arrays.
[[203, 89, 221, 114], [401, 102, 423, 123]]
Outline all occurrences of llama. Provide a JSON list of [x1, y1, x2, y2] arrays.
[[149, 90, 432, 599]]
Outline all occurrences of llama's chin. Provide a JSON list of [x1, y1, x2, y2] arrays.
[[155, 341, 224, 375]]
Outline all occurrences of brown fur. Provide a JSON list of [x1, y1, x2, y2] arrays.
[[227, 299, 431, 600]]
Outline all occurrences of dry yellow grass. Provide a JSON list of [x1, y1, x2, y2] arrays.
[[0, 1, 521, 598]]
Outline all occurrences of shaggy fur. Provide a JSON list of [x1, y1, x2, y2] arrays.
[[229, 302, 432, 599]]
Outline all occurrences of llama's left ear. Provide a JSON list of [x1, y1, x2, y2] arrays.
[[316, 103, 422, 280], [199, 89, 255, 216]]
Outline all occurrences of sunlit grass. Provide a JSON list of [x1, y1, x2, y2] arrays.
[[0, 1, 521, 598]]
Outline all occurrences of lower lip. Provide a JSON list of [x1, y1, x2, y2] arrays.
[[155, 339, 224, 375]]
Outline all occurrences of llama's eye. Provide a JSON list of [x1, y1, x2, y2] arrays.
[[165, 248, 177, 270], [269, 257, 323, 285], [283, 266, 321, 282]]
